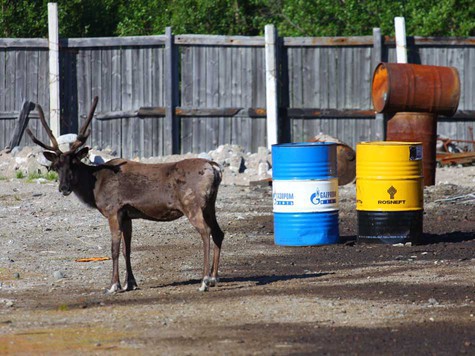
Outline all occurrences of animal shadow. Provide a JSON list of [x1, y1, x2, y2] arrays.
[[153, 272, 331, 289], [418, 231, 475, 245]]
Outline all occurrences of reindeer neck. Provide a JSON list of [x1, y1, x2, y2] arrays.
[[72, 161, 100, 209]]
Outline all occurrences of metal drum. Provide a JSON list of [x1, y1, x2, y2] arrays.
[[372, 63, 460, 116], [356, 141, 424, 244], [387, 112, 437, 186], [272, 142, 339, 246]]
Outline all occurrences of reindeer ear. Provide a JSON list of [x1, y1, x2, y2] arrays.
[[75, 147, 90, 161], [43, 151, 58, 162]]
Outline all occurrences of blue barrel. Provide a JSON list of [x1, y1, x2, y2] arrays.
[[272, 142, 339, 246]]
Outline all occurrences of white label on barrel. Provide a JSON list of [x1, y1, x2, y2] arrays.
[[272, 179, 339, 213], [409, 145, 423, 161]]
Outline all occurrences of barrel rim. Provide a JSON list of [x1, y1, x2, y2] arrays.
[[372, 62, 390, 113], [357, 141, 422, 146], [451, 68, 462, 116], [272, 142, 337, 148]]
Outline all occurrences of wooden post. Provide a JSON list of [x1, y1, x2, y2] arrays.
[[265, 24, 279, 149], [165, 27, 180, 154], [48, 2, 60, 137], [394, 17, 408, 64], [372, 28, 385, 140]]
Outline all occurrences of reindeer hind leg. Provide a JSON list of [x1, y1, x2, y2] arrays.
[[205, 208, 224, 288], [106, 213, 123, 294], [184, 208, 212, 292]]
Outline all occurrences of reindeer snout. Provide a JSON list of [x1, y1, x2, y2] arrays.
[[59, 185, 72, 196]]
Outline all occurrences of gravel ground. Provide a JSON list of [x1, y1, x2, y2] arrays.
[[0, 149, 474, 354]]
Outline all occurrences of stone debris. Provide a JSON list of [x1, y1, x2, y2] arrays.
[[53, 271, 65, 280], [0, 144, 272, 186]]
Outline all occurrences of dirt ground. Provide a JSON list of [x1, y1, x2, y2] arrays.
[[0, 164, 474, 355]]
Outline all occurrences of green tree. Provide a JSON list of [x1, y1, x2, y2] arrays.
[[261, 0, 474, 37], [0, 0, 121, 37], [0, 0, 46, 37], [116, 0, 266, 36], [1, 0, 473, 38], [404, 0, 475, 36]]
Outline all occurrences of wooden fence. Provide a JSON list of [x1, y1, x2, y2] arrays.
[[1, 28, 474, 158]]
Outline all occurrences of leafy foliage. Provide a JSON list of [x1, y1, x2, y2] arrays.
[[1, 0, 473, 37], [0, 0, 120, 37]]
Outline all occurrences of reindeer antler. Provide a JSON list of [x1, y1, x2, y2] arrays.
[[27, 96, 99, 153], [69, 96, 99, 152], [26, 104, 60, 153]]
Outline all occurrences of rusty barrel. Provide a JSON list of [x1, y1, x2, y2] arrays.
[[356, 142, 424, 244], [309, 134, 356, 186], [387, 112, 437, 186], [372, 63, 460, 116]]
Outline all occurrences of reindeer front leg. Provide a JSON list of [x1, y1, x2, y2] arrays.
[[106, 214, 122, 293], [121, 217, 138, 291]]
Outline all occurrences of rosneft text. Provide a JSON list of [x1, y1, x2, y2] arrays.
[[377, 200, 406, 204]]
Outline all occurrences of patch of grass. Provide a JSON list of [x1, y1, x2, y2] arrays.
[[27, 171, 43, 180], [26, 171, 58, 183], [45, 171, 58, 181], [57, 305, 69, 311], [15, 171, 25, 179]]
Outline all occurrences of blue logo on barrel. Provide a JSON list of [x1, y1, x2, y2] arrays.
[[310, 188, 337, 205], [273, 192, 295, 206]]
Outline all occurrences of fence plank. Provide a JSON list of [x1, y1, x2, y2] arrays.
[[0, 50, 5, 146], [121, 48, 135, 158], [5, 51, 16, 146], [218, 47, 231, 147], [99, 48, 112, 151], [24, 50, 39, 146], [231, 47, 242, 148], [153, 46, 165, 156], [110, 48, 122, 155], [91, 48, 102, 148]]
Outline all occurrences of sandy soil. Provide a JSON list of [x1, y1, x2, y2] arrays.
[[0, 165, 474, 355]]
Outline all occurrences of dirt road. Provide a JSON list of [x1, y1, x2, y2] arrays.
[[0, 166, 474, 354]]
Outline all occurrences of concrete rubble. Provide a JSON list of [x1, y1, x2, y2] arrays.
[[0, 144, 272, 186]]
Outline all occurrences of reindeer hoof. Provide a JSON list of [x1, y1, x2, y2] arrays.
[[104, 283, 121, 294], [122, 282, 139, 292], [198, 277, 211, 292], [208, 277, 218, 287], [198, 281, 209, 292]]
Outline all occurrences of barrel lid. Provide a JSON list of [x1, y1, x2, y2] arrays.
[[358, 141, 422, 146], [372, 63, 390, 113], [272, 142, 337, 148]]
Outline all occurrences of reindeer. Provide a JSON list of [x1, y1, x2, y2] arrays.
[[27, 97, 224, 293]]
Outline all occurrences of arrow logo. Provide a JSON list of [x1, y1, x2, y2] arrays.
[[387, 186, 397, 199]]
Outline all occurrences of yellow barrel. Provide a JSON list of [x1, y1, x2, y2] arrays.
[[356, 141, 424, 244]]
